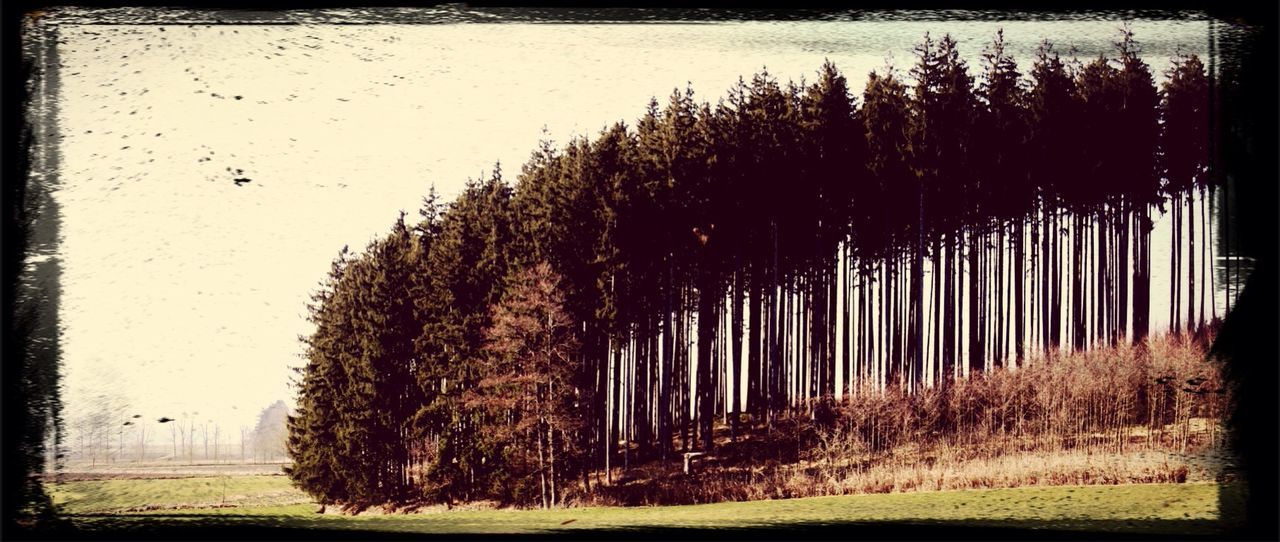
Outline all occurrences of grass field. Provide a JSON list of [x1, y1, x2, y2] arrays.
[[47, 475, 1245, 538], [48, 474, 309, 514]]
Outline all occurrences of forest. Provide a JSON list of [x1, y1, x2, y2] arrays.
[[285, 30, 1225, 511]]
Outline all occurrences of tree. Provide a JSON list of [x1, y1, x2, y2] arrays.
[[250, 400, 289, 462], [413, 168, 515, 504], [1160, 53, 1210, 336], [1075, 52, 1122, 351], [800, 60, 861, 399], [911, 33, 979, 383], [1111, 29, 1160, 345], [470, 262, 585, 508], [976, 29, 1031, 366], [862, 65, 912, 389], [1028, 40, 1079, 354], [337, 215, 422, 505], [285, 247, 355, 506]]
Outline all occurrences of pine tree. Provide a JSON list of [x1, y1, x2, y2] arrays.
[[1161, 53, 1210, 337], [1028, 40, 1079, 354], [286, 247, 355, 506], [414, 168, 515, 503], [977, 30, 1031, 366], [1113, 30, 1159, 344]]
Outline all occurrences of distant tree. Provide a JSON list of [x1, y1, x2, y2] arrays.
[[250, 400, 290, 462], [68, 392, 127, 466]]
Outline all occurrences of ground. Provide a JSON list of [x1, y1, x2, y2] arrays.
[[44, 470, 1246, 539]]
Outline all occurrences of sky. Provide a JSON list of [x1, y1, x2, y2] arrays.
[[48, 14, 1212, 441]]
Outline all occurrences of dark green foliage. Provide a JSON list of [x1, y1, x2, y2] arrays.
[[414, 169, 516, 503], [1157, 51, 1212, 340], [1161, 54, 1210, 195], [861, 69, 912, 261], [286, 247, 354, 506], [286, 217, 425, 508]]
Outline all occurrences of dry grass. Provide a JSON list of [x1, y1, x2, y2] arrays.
[[579, 333, 1234, 507], [581, 443, 1225, 507]]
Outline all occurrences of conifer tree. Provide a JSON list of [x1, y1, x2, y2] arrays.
[[414, 169, 515, 502], [1028, 41, 1079, 353], [1112, 30, 1159, 344], [1161, 53, 1210, 337], [862, 66, 912, 388], [976, 30, 1031, 365], [286, 247, 355, 506]]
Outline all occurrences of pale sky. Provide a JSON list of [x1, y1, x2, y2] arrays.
[[50, 16, 1210, 439]]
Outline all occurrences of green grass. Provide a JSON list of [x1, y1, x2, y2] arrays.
[[49, 476, 1243, 537], [48, 475, 309, 514]]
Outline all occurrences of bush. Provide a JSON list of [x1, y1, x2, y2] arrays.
[[806, 333, 1228, 463]]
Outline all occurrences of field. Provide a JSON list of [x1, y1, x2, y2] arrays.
[[47, 473, 1245, 539]]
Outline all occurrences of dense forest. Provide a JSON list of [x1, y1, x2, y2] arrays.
[[286, 30, 1221, 510]]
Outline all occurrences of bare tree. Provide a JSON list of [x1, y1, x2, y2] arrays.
[[136, 418, 147, 462], [168, 420, 179, 461]]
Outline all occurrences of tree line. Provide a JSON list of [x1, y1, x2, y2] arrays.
[[63, 399, 289, 466], [286, 29, 1215, 509]]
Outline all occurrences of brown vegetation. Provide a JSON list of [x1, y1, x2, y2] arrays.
[[571, 333, 1230, 507]]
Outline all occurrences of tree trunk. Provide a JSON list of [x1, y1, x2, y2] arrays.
[[634, 323, 650, 458], [1187, 192, 1196, 332], [729, 270, 743, 440], [995, 221, 1005, 368], [697, 275, 717, 452], [537, 410, 548, 508], [1199, 186, 1207, 326], [660, 262, 675, 459], [969, 225, 981, 374], [933, 236, 944, 381], [1072, 212, 1084, 351], [747, 269, 762, 419]]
